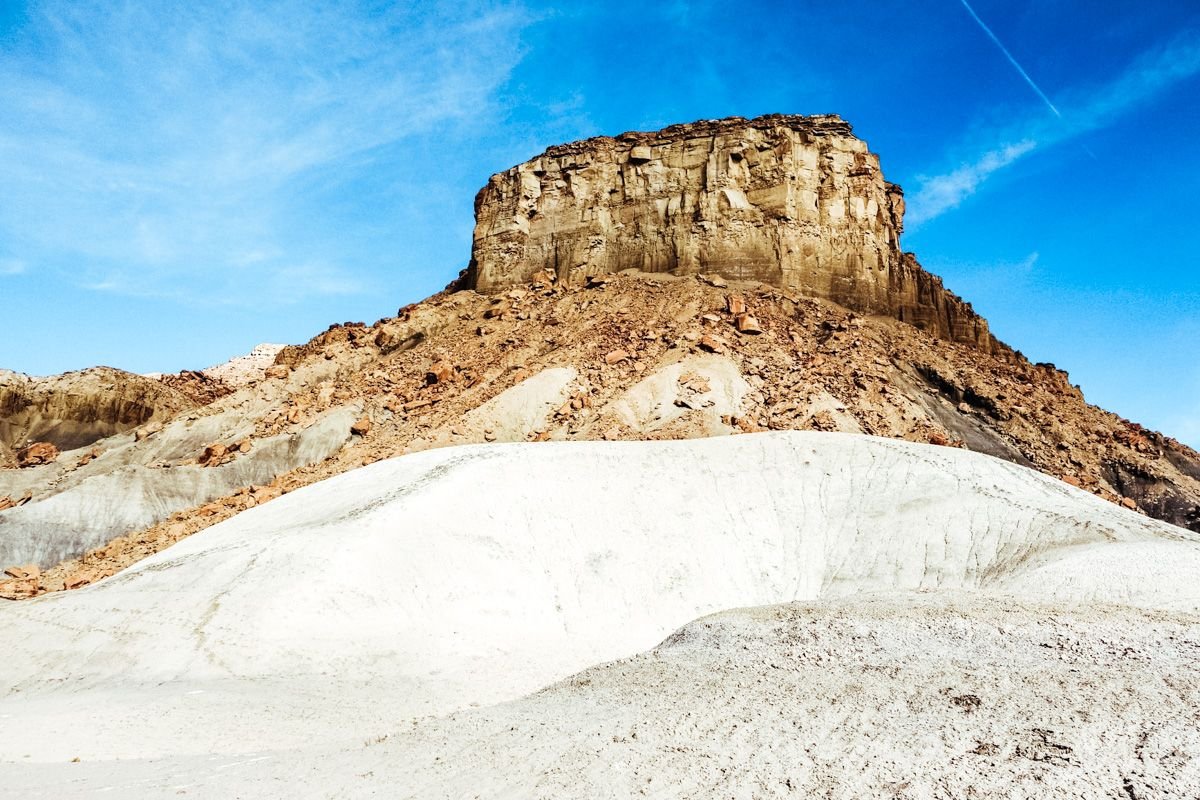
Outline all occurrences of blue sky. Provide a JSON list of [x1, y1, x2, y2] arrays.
[[1, 0, 1198, 446]]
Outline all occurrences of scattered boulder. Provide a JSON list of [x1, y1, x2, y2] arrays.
[[198, 441, 248, 467], [605, 349, 631, 365], [734, 313, 763, 335], [726, 295, 747, 315], [483, 300, 510, 320], [426, 361, 455, 385], [3, 564, 40, 581], [65, 570, 98, 590], [351, 417, 372, 437], [376, 327, 425, 355], [678, 372, 712, 394], [0, 562, 43, 599], [0, 494, 27, 511], [0, 578, 38, 600], [17, 442, 58, 468], [402, 399, 436, 413], [199, 443, 229, 466], [698, 335, 725, 354], [157, 369, 234, 405], [134, 421, 164, 441]]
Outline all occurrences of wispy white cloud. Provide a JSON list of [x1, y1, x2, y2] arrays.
[[0, 258, 27, 276], [82, 259, 367, 307], [0, 0, 531, 303], [267, 263, 366, 303], [907, 141, 1035, 227], [908, 30, 1200, 228]]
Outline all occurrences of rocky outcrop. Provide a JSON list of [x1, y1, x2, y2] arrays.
[[201, 343, 287, 387], [467, 114, 1002, 353], [156, 370, 233, 405], [16, 442, 58, 468], [0, 367, 197, 452]]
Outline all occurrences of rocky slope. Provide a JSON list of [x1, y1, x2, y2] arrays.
[[0, 343, 286, 467], [2, 434, 1197, 796], [468, 114, 1001, 352], [3, 269, 1200, 597], [0, 367, 198, 453]]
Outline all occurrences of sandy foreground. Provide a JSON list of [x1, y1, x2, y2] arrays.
[[1, 432, 1198, 797]]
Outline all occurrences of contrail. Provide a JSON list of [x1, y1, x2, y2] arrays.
[[958, 0, 1062, 118]]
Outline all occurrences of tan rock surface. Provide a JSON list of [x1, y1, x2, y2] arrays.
[[467, 114, 1000, 352], [200, 343, 287, 386]]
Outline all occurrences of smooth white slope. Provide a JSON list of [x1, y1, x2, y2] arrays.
[[26, 593, 1185, 800], [1, 432, 1197, 767]]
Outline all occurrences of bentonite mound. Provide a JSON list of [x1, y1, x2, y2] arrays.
[[1, 434, 1197, 796]]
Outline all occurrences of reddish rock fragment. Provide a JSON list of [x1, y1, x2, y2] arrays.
[[734, 313, 762, 334], [426, 362, 455, 384], [17, 442, 58, 468], [605, 349, 630, 365]]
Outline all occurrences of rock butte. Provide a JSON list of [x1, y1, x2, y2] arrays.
[[468, 113, 1001, 353]]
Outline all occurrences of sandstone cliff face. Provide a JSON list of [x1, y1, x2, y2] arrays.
[[468, 114, 1001, 353]]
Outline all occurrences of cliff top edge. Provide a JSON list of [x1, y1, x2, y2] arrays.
[[528, 113, 855, 163]]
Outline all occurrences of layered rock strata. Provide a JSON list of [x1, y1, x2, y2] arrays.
[[0, 367, 196, 452], [468, 114, 1001, 352]]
